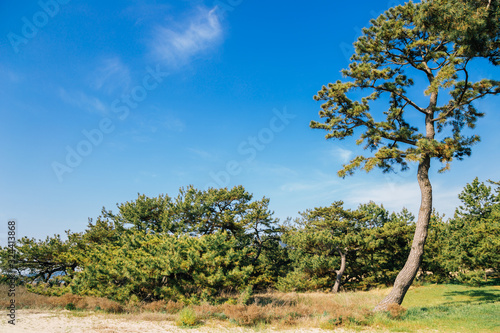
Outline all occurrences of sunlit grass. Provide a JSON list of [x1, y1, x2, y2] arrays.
[[403, 283, 500, 307], [375, 283, 500, 332]]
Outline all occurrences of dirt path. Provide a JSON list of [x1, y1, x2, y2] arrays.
[[1, 310, 363, 333]]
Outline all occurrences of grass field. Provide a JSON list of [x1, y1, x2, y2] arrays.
[[1, 283, 499, 332], [372, 283, 500, 332]]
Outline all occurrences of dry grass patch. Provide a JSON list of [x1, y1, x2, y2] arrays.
[[0, 283, 53, 309], [1, 284, 378, 329], [214, 290, 375, 328], [386, 303, 407, 319], [130, 312, 173, 322], [46, 293, 124, 313], [222, 304, 272, 326], [0, 284, 123, 312]]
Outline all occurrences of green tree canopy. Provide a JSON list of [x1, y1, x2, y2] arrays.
[[280, 202, 414, 292], [1, 185, 283, 301], [446, 178, 500, 283], [281, 202, 366, 292], [417, 0, 500, 64]]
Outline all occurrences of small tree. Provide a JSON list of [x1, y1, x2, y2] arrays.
[[281, 202, 414, 292], [446, 178, 500, 283], [0, 232, 81, 284], [358, 205, 415, 288], [282, 201, 366, 293], [311, 1, 500, 309]]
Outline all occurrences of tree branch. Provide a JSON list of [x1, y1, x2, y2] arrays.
[[431, 60, 470, 123], [370, 85, 427, 114]]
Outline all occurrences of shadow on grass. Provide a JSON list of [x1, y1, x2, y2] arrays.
[[249, 296, 297, 307], [443, 289, 500, 305]]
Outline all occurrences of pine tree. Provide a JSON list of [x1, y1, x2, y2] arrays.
[[446, 178, 500, 284], [311, 1, 500, 309], [282, 201, 366, 293]]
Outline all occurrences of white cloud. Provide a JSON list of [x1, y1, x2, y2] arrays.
[[345, 181, 420, 211], [90, 57, 131, 94], [150, 7, 222, 67], [269, 175, 344, 219], [278, 169, 342, 204], [332, 147, 353, 163], [59, 88, 107, 114]]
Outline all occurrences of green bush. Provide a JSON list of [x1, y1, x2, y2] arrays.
[[175, 307, 199, 327], [68, 231, 254, 303], [456, 270, 489, 287], [65, 303, 76, 311]]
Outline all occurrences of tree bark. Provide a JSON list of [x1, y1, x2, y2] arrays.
[[374, 154, 432, 310], [373, 60, 437, 310], [332, 248, 346, 293]]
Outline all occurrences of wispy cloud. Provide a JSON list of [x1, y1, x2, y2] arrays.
[[59, 88, 107, 114], [332, 147, 354, 163], [149, 107, 186, 132], [268, 171, 345, 218], [278, 169, 342, 198], [280, 179, 339, 193], [247, 162, 299, 178], [188, 148, 213, 160], [89, 57, 131, 94], [345, 181, 420, 211], [122, 2, 173, 27], [0, 66, 23, 83], [121, 111, 185, 144], [163, 114, 185, 132], [344, 180, 462, 218], [150, 7, 222, 67]]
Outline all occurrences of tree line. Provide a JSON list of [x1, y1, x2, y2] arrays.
[[1, 178, 498, 304]]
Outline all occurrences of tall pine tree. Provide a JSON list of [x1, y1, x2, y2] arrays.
[[311, 1, 500, 309]]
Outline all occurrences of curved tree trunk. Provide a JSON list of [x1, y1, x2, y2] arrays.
[[374, 64, 437, 311], [375, 154, 433, 311], [332, 248, 346, 293]]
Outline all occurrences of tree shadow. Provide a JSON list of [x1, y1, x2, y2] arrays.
[[250, 295, 297, 306], [443, 289, 500, 305]]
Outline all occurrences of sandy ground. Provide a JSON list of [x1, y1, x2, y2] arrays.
[[1, 310, 364, 333]]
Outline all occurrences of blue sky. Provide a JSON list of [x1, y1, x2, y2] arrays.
[[1, 0, 499, 241]]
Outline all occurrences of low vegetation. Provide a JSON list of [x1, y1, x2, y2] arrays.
[[1, 282, 498, 331]]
